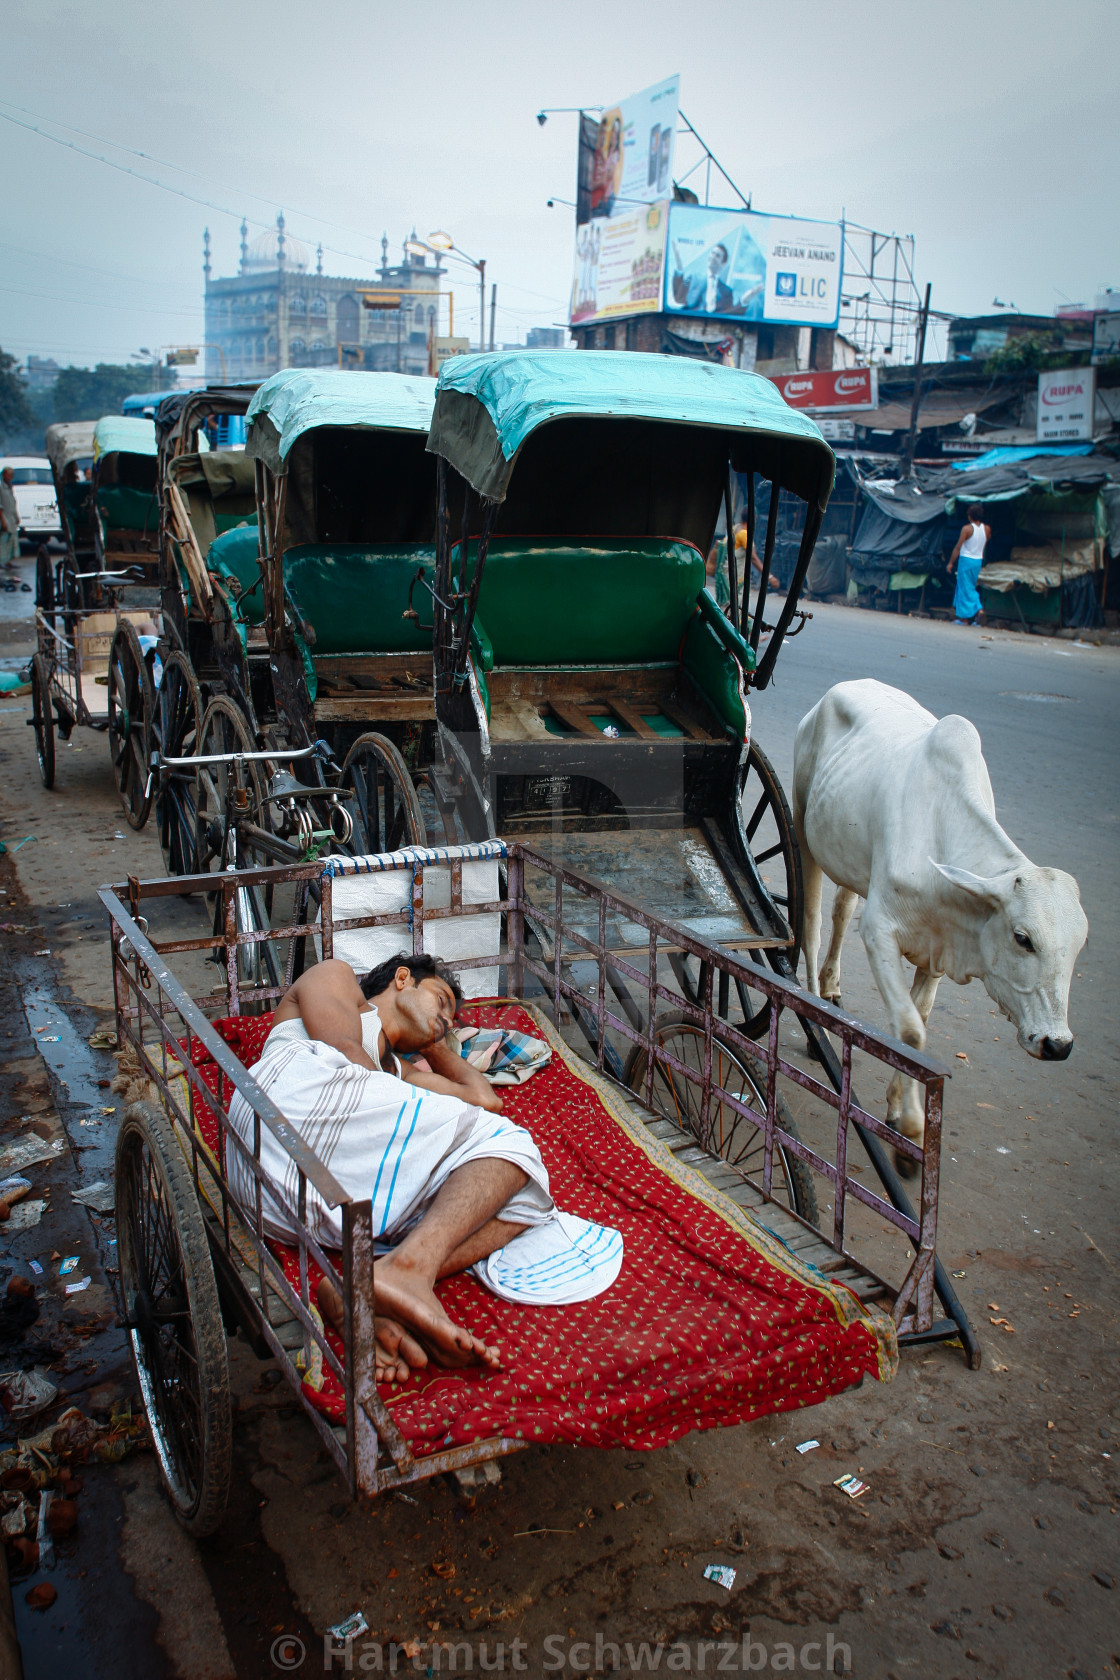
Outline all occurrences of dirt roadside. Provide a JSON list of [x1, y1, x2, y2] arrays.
[[0, 609, 1115, 1679]]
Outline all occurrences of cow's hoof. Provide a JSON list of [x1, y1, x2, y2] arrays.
[[893, 1148, 920, 1181]]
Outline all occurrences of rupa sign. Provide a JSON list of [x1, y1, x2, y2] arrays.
[[1037, 367, 1095, 443], [769, 367, 878, 411]]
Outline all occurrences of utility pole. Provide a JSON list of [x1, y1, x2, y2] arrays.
[[901, 282, 931, 478], [489, 284, 497, 352], [478, 258, 486, 352]]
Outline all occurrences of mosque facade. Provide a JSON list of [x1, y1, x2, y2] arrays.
[[202, 215, 446, 382]]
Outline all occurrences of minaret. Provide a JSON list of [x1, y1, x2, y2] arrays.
[[316, 242, 323, 277], [203, 227, 211, 284], [380, 231, 389, 279], [276, 211, 286, 269], [239, 218, 249, 274]]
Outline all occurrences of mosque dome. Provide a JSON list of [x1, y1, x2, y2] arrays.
[[241, 223, 312, 274]]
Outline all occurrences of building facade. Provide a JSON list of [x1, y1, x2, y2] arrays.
[[203, 216, 446, 382]]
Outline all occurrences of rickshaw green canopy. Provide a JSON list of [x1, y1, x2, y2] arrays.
[[428, 350, 836, 510], [92, 415, 158, 462], [246, 369, 437, 473]]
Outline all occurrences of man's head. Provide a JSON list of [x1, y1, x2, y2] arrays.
[[968, 501, 984, 523], [1, 468, 12, 485], [707, 244, 728, 276], [360, 952, 462, 1053]]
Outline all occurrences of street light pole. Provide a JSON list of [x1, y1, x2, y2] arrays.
[[478, 257, 486, 353]]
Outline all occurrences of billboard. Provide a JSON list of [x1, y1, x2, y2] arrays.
[[570, 202, 668, 325], [664, 205, 843, 328], [1037, 367, 1095, 443], [769, 368, 877, 410], [570, 75, 678, 328]]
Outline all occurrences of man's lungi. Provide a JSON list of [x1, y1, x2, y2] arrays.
[[227, 1011, 622, 1305]]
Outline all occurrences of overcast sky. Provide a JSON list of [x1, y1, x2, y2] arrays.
[[2, 0, 1117, 370]]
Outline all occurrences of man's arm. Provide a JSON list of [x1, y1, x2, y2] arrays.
[[289, 960, 378, 1070], [947, 524, 969, 572], [398, 1037, 504, 1113]]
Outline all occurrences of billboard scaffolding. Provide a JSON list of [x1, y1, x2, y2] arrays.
[[839, 224, 945, 366]]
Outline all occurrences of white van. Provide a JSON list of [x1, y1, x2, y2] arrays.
[[0, 457, 61, 546]]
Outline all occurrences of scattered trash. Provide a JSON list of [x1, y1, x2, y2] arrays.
[[36, 1488, 55, 1571], [392, 1491, 419, 1507], [989, 1316, 1015, 1333], [11, 839, 37, 853], [27, 1261, 42, 1276], [49, 1402, 147, 1465], [99, 1107, 115, 1117], [955, 1052, 969, 1062], [0, 925, 31, 936], [2, 1201, 46, 1235], [0, 1497, 31, 1538], [703, 1565, 737, 1590], [24, 1582, 56, 1611], [328, 1611, 369, 1642], [0, 1370, 58, 1422], [87, 1028, 117, 1051], [58, 1258, 79, 1276], [113, 832, 126, 842], [431, 1559, 456, 1580], [601, 725, 621, 738], [38, 1034, 59, 1042], [796, 1439, 820, 1454], [951, 1269, 966, 1278], [834, 1474, 870, 1500], [0, 1138, 64, 1178], [64, 1278, 91, 1296], [0, 1176, 32, 1220], [71, 1181, 114, 1214]]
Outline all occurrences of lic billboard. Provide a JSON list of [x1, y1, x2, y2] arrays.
[[664, 205, 843, 329]]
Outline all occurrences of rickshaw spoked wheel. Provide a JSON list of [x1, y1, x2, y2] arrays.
[[34, 547, 54, 615], [30, 653, 55, 791], [115, 1100, 231, 1537], [625, 1015, 818, 1226], [726, 742, 804, 1038], [108, 621, 155, 830], [339, 732, 426, 854], [151, 651, 203, 877], [194, 697, 280, 996]]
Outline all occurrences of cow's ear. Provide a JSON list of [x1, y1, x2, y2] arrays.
[[929, 859, 1005, 908]]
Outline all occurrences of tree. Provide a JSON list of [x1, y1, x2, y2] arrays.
[[984, 333, 1089, 375], [50, 361, 172, 422], [0, 347, 34, 441]]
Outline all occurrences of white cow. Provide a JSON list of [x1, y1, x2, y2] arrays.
[[792, 679, 1088, 1174]]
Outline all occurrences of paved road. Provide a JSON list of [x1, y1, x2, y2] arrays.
[[0, 604, 1116, 1679]]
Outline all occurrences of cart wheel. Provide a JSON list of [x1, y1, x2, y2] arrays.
[[30, 654, 55, 791], [339, 731, 426, 854], [115, 1100, 232, 1537], [108, 622, 155, 830], [740, 743, 803, 965], [151, 651, 203, 876], [625, 1013, 819, 1226]]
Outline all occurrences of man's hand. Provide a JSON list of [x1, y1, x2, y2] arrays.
[[400, 1036, 504, 1113]]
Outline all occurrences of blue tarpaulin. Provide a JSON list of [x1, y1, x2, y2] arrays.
[[952, 443, 1094, 471]]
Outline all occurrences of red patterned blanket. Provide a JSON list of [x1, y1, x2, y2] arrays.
[[178, 1002, 896, 1454]]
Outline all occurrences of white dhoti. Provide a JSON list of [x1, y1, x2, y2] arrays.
[[227, 1010, 622, 1305]]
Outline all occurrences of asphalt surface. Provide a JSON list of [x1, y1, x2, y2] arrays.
[[0, 600, 1115, 1680]]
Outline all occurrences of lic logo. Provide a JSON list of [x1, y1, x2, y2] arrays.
[[775, 272, 797, 298]]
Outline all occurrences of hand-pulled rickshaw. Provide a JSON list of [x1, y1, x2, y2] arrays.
[[31, 417, 163, 806], [144, 370, 448, 992]]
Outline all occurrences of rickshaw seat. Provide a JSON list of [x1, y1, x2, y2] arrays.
[[175, 1002, 896, 1456], [470, 538, 704, 668]]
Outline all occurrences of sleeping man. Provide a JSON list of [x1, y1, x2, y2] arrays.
[[228, 953, 622, 1383]]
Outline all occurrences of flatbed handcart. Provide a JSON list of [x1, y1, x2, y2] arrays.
[[104, 839, 948, 1535]]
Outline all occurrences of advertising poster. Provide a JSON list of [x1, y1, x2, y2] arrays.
[[571, 75, 677, 328], [664, 205, 843, 328], [769, 368, 877, 410], [1037, 367, 1096, 443], [570, 202, 668, 325]]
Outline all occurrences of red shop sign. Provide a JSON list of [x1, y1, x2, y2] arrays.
[[769, 367, 878, 410]]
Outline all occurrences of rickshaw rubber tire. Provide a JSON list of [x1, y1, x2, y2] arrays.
[[34, 547, 54, 614], [31, 654, 55, 790], [340, 731, 426, 853], [107, 620, 155, 831], [115, 1100, 232, 1539], [152, 650, 203, 878], [743, 741, 803, 975], [623, 1012, 819, 1228]]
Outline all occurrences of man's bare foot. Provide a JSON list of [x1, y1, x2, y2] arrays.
[[374, 1315, 429, 1383], [316, 1267, 499, 1373], [375, 1252, 501, 1371]]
